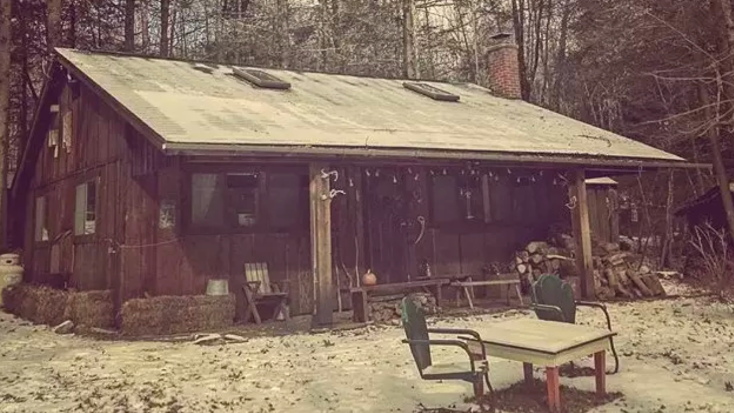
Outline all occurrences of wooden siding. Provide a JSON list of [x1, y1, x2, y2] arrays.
[[587, 185, 619, 244], [22, 69, 571, 322]]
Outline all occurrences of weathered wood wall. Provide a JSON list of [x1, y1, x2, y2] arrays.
[[23, 70, 571, 321], [25, 83, 129, 292], [587, 184, 620, 244]]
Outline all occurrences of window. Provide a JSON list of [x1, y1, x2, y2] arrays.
[[34, 196, 48, 242], [403, 82, 460, 102], [191, 173, 225, 227], [430, 171, 519, 225], [189, 170, 307, 231], [226, 173, 260, 227], [75, 179, 97, 235]]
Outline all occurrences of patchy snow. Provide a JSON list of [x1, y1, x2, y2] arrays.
[[1, 283, 733, 413]]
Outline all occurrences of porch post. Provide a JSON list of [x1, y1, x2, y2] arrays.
[[310, 163, 334, 326], [570, 169, 595, 299]]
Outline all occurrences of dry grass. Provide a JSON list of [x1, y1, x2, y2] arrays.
[[120, 294, 235, 337]]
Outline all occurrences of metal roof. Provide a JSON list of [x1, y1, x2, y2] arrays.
[[585, 177, 618, 186], [56, 48, 687, 165]]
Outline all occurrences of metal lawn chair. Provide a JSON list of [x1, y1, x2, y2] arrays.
[[400, 296, 492, 397], [530, 273, 620, 374]]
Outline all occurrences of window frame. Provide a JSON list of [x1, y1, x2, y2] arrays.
[[34, 194, 49, 243], [74, 176, 99, 239], [183, 165, 309, 235]]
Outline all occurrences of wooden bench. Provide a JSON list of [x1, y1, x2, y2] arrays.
[[351, 278, 450, 323], [450, 276, 524, 308]]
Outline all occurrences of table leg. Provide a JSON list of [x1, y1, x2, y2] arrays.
[[546, 366, 561, 413], [523, 363, 533, 387], [465, 286, 474, 309], [434, 285, 443, 308], [351, 289, 368, 323], [594, 350, 606, 397], [515, 284, 524, 306]]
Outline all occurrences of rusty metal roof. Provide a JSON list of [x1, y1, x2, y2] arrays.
[[56, 48, 687, 165], [585, 177, 618, 186]]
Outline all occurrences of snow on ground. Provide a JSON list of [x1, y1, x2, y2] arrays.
[[1, 282, 733, 413]]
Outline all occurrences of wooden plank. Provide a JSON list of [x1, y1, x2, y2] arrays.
[[433, 231, 461, 277], [594, 351, 606, 396], [587, 187, 599, 240], [608, 188, 620, 243], [570, 170, 595, 299], [478, 319, 615, 355], [310, 163, 334, 326], [459, 232, 484, 277]]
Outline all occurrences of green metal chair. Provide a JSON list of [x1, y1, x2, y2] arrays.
[[400, 296, 492, 397], [530, 274, 620, 374]]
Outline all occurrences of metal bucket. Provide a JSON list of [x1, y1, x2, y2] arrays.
[[206, 279, 229, 296]]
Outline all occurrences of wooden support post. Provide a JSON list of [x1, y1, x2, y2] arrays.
[[545, 366, 561, 413], [594, 350, 607, 397], [570, 170, 595, 299], [310, 163, 334, 327], [523, 362, 534, 387]]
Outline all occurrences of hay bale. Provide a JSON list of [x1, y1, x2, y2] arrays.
[[1, 284, 70, 325], [2, 284, 114, 329], [68, 290, 115, 329], [121, 294, 235, 337]]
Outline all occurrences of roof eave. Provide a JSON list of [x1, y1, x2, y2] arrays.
[[163, 142, 709, 171], [54, 48, 167, 151]]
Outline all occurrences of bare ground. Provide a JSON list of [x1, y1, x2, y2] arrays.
[[1, 281, 733, 413]]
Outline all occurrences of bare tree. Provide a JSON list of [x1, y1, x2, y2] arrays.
[[160, 0, 170, 56], [0, 0, 11, 248], [125, 0, 136, 51], [47, 0, 63, 54]]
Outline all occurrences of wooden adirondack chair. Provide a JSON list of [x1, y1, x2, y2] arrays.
[[242, 263, 290, 324], [530, 274, 620, 374], [400, 296, 492, 397]]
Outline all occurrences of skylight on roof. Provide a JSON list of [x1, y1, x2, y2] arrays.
[[233, 67, 291, 90], [193, 63, 216, 74], [403, 82, 460, 102]]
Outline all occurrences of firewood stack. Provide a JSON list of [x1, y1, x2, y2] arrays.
[[510, 238, 666, 300]]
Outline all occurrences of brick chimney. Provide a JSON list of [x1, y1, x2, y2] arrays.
[[485, 33, 522, 99]]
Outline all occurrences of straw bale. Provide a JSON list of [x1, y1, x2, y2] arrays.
[[121, 294, 235, 336]]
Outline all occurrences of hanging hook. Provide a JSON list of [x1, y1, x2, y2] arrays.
[[321, 169, 339, 182]]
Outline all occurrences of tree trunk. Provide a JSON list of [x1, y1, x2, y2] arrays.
[[402, 0, 416, 79], [699, 82, 734, 241], [160, 0, 170, 57], [714, 0, 734, 125], [511, 0, 530, 100], [277, 0, 290, 68], [125, 0, 136, 51], [47, 0, 63, 54], [660, 169, 675, 268], [0, 0, 11, 248]]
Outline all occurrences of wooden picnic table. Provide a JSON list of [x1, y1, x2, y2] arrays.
[[449, 276, 524, 308], [462, 318, 616, 413], [350, 278, 454, 323]]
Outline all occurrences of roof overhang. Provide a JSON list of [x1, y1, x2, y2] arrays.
[[163, 141, 710, 174]]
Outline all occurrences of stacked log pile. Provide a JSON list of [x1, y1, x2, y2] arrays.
[[370, 292, 437, 323], [510, 238, 666, 300]]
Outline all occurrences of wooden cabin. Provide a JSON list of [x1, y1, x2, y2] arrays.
[[11, 43, 695, 327]]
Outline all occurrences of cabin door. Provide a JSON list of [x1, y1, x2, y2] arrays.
[[363, 168, 413, 284]]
